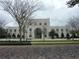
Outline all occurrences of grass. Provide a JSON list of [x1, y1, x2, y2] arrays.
[[32, 42, 79, 45], [32, 39, 77, 42], [0, 39, 79, 45], [0, 41, 31, 45], [31, 39, 79, 45]]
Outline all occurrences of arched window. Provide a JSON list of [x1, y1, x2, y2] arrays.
[[14, 29, 16, 32], [44, 35, 47, 37], [66, 33, 70, 39], [17, 34, 20, 38], [34, 28, 42, 38], [22, 35, 24, 38], [61, 32, 64, 38], [12, 34, 16, 38]]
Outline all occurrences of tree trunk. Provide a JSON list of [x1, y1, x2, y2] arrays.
[[23, 25, 26, 40], [19, 26, 22, 41]]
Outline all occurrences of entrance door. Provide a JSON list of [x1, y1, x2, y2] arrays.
[[34, 28, 42, 39]]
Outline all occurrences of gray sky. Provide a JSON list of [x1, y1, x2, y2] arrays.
[[0, 0, 79, 27]]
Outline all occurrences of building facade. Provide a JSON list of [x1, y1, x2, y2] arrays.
[[6, 18, 71, 39]]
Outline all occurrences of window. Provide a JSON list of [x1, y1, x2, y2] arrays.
[[39, 23, 42, 25], [29, 35, 32, 37], [56, 29, 59, 32], [44, 23, 47, 25], [61, 29, 63, 31], [29, 23, 32, 25], [12, 34, 16, 38], [17, 34, 20, 38], [10, 29, 11, 32], [34, 22, 37, 25], [7, 29, 8, 32], [44, 35, 47, 37], [29, 28, 32, 31], [66, 29, 68, 32], [14, 29, 16, 32]]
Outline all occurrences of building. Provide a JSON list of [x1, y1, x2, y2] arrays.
[[6, 18, 71, 39]]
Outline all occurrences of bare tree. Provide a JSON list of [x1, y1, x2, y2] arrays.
[[68, 16, 79, 39], [0, 0, 40, 41], [0, 20, 10, 39], [68, 17, 79, 30]]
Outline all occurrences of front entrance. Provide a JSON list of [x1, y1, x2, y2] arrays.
[[34, 28, 42, 39]]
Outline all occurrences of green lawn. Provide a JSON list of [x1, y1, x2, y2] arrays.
[[0, 39, 79, 45], [31, 39, 79, 45]]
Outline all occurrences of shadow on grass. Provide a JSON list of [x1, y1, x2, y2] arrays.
[[0, 41, 32, 45]]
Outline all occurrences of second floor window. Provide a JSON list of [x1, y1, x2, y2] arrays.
[[66, 29, 68, 32], [44, 23, 47, 25], [39, 23, 42, 25], [34, 22, 37, 25], [61, 29, 63, 31]]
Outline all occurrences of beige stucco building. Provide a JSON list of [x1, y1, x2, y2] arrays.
[[6, 18, 71, 39]]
